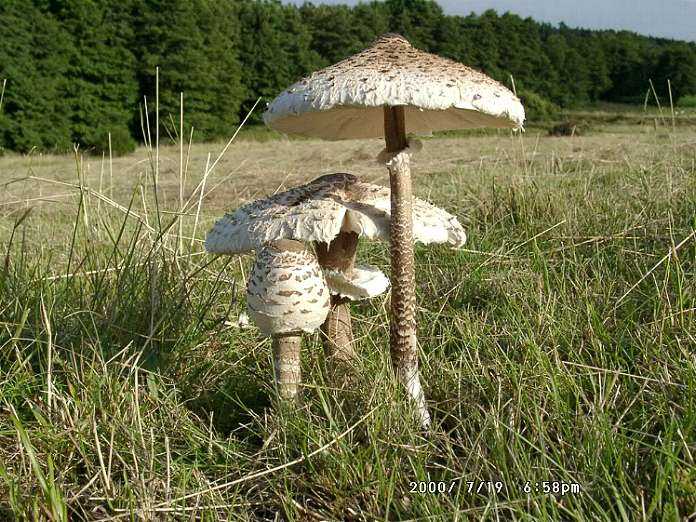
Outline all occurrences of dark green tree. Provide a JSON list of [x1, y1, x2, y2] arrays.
[[431, 14, 475, 64], [602, 32, 655, 103], [350, 1, 391, 45], [133, 0, 245, 142], [652, 44, 696, 101], [237, 0, 320, 122], [384, 0, 444, 51], [495, 14, 555, 97], [573, 33, 612, 101], [461, 11, 502, 78], [0, 0, 73, 152], [543, 30, 593, 106], [47, 0, 139, 154], [299, 4, 365, 65], [3, 0, 696, 153]]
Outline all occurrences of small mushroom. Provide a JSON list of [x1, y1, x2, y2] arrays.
[[320, 264, 390, 366], [263, 34, 524, 428], [246, 239, 330, 400], [206, 173, 466, 423], [323, 264, 390, 301]]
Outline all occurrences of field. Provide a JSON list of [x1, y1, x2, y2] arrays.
[[1, 111, 695, 520]]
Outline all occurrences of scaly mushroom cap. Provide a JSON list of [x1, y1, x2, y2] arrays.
[[246, 240, 330, 336], [205, 173, 466, 255], [324, 264, 390, 301], [264, 33, 524, 140]]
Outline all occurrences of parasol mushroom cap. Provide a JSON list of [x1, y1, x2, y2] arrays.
[[205, 173, 466, 255], [246, 240, 330, 336], [263, 33, 524, 140], [324, 264, 390, 301]]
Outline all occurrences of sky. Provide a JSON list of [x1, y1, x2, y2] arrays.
[[284, 0, 696, 42]]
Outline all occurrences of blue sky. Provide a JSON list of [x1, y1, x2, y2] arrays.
[[284, 0, 696, 42]]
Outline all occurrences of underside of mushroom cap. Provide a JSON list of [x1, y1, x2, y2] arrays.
[[205, 173, 466, 255], [324, 264, 390, 301], [264, 33, 524, 140], [246, 240, 330, 336]]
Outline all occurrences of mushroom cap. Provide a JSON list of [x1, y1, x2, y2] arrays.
[[324, 264, 390, 301], [205, 173, 466, 255], [246, 240, 330, 336], [264, 33, 524, 140]]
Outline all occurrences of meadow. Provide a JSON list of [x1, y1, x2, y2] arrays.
[[0, 110, 695, 520]]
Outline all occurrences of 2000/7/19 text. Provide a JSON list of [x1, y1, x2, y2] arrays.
[[409, 481, 505, 494], [408, 481, 505, 494]]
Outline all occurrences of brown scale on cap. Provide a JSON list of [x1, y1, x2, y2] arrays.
[[264, 33, 524, 140], [205, 173, 466, 255]]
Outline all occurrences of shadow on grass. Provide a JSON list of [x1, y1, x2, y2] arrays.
[[189, 385, 271, 440]]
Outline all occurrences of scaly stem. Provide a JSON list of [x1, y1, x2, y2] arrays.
[[316, 231, 359, 364], [321, 297, 355, 362], [272, 333, 302, 401], [383, 106, 430, 429]]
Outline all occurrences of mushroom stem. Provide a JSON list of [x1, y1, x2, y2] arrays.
[[321, 302, 353, 354], [315, 231, 359, 363], [272, 333, 302, 401], [384, 105, 430, 429]]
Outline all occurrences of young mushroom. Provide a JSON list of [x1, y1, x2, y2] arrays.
[[317, 254, 390, 366], [263, 34, 524, 427], [206, 173, 466, 425], [246, 239, 330, 401]]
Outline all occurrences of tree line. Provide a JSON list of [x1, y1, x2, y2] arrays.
[[1, 0, 695, 155]]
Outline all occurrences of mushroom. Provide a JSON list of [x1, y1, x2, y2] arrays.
[[246, 239, 330, 400], [206, 173, 466, 423], [263, 34, 524, 427]]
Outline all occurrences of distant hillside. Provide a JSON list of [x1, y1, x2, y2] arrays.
[[1, 0, 695, 154]]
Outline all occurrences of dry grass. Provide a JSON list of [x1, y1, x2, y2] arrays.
[[0, 117, 695, 520], [1, 124, 688, 240]]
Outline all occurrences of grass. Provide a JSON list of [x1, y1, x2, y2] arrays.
[[565, 101, 696, 128], [678, 95, 696, 109], [0, 109, 695, 520]]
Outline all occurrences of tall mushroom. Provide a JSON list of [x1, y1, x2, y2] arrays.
[[246, 239, 330, 400], [206, 173, 466, 424], [263, 34, 524, 426]]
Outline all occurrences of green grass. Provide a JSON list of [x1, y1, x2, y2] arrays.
[[678, 95, 696, 109], [0, 114, 695, 520]]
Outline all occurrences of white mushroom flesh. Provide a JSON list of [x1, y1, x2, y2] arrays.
[[324, 264, 390, 301]]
